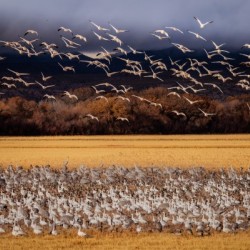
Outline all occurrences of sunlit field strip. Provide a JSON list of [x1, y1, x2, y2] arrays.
[[0, 135, 249, 169], [1, 134, 250, 141], [1, 231, 250, 250]]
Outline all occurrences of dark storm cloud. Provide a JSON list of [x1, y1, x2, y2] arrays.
[[0, 0, 250, 52]]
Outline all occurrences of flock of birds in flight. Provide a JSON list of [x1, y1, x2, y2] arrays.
[[0, 165, 249, 237], [0, 17, 250, 122]]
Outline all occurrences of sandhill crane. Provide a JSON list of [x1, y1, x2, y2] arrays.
[[194, 17, 213, 28], [41, 72, 53, 82], [198, 108, 216, 117], [109, 22, 128, 33], [63, 91, 78, 101]]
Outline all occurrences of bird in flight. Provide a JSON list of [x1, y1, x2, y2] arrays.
[[58, 26, 73, 35], [89, 20, 109, 31], [95, 95, 108, 102], [188, 31, 207, 41], [109, 22, 128, 33], [86, 114, 99, 122], [172, 110, 187, 118], [116, 117, 129, 122], [62, 91, 78, 101], [43, 94, 56, 101], [7, 69, 30, 77], [35, 81, 55, 90], [41, 72, 53, 82], [204, 83, 224, 94], [24, 29, 38, 36], [72, 34, 87, 42], [184, 96, 202, 105], [198, 108, 216, 117], [193, 17, 213, 29], [165, 26, 183, 34], [58, 63, 75, 73]]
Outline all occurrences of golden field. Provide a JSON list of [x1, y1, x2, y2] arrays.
[[0, 134, 250, 250], [0, 134, 250, 169], [1, 231, 250, 250]]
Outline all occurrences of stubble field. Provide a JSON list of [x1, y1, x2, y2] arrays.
[[0, 134, 250, 250], [0, 134, 250, 169]]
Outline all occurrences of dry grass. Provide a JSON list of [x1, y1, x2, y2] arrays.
[[1, 135, 250, 249], [0, 135, 250, 169], [1, 231, 250, 250]]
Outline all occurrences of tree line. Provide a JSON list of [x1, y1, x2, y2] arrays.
[[0, 87, 249, 135]]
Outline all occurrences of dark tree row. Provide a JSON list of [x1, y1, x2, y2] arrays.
[[0, 87, 249, 135]]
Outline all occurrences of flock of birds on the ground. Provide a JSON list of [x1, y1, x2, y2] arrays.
[[0, 17, 250, 122], [0, 165, 249, 237]]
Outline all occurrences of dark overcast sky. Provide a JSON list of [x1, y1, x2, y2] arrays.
[[0, 0, 249, 52]]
